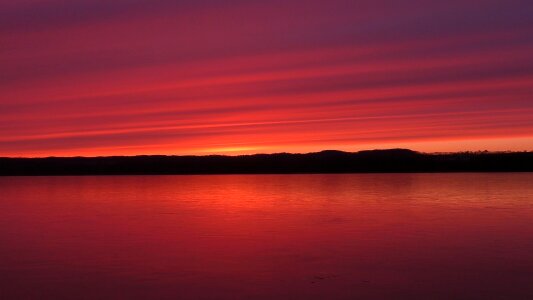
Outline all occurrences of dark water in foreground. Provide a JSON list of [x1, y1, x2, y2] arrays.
[[1, 174, 533, 299]]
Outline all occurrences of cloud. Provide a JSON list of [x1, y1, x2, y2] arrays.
[[1, 0, 532, 156]]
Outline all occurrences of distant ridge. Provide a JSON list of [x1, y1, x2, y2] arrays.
[[1, 149, 532, 175]]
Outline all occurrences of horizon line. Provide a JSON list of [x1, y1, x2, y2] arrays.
[[2, 148, 532, 159]]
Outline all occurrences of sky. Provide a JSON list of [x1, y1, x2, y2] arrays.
[[1, 0, 532, 157]]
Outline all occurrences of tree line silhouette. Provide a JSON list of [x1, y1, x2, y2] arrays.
[[1, 149, 532, 175]]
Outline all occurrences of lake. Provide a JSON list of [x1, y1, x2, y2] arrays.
[[1, 174, 532, 299]]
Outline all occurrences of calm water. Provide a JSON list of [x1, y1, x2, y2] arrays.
[[1, 174, 533, 299]]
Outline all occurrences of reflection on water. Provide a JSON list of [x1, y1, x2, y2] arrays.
[[1, 174, 532, 299]]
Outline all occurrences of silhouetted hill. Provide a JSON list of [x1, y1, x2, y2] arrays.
[[1, 149, 532, 175]]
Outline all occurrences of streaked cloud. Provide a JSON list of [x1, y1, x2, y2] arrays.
[[1, 0, 532, 156]]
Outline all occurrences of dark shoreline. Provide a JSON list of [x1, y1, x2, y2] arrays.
[[1, 149, 532, 176]]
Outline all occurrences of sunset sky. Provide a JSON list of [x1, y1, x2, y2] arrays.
[[1, 0, 532, 157]]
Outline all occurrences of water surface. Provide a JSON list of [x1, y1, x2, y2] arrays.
[[1, 174, 533, 299]]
